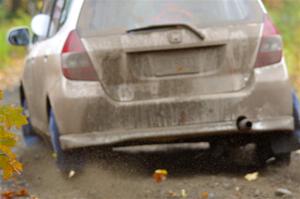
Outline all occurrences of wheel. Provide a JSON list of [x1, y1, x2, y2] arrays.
[[256, 91, 299, 167], [21, 98, 39, 145], [256, 138, 280, 167], [256, 140, 291, 167], [292, 91, 300, 124], [209, 141, 228, 160], [256, 140, 273, 167], [274, 153, 291, 166], [49, 109, 81, 172]]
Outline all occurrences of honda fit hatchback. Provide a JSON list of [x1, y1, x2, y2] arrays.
[[8, 0, 300, 168]]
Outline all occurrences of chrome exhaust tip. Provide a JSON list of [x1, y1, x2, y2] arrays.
[[237, 116, 253, 131]]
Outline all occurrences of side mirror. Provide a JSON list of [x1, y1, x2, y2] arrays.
[[7, 27, 30, 46], [31, 14, 51, 38]]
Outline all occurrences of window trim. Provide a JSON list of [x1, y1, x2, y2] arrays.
[[47, 0, 71, 38], [46, 0, 58, 38], [58, 0, 72, 30]]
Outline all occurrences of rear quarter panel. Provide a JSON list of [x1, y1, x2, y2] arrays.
[[22, 0, 84, 134]]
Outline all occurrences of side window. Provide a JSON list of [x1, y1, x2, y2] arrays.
[[32, 0, 71, 43], [59, 0, 72, 29], [48, 0, 72, 37], [32, 0, 55, 43], [42, 0, 55, 15]]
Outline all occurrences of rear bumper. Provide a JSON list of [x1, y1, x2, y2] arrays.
[[49, 60, 294, 150], [60, 116, 294, 150]]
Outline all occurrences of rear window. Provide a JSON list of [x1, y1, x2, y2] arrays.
[[78, 0, 263, 36]]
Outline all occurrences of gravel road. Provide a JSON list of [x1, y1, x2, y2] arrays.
[[2, 88, 300, 199]]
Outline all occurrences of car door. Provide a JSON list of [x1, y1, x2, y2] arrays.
[[25, 0, 71, 134]]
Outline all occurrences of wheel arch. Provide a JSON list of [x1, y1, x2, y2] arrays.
[[46, 95, 51, 122], [46, 93, 61, 132], [19, 82, 25, 105]]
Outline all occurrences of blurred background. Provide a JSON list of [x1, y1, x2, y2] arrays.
[[0, 0, 41, 90], [0, 0, 299, 91]]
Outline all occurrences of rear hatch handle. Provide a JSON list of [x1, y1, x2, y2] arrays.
[[127, 23, 206, 40]]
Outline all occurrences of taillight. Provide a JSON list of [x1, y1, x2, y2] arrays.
[[255, 15, 283, 68], [61, 30, 98, 81]]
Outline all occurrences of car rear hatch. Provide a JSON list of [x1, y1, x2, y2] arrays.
[[78, 0, 264, 102]]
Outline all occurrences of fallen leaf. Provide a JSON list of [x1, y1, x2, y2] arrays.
[[52, 153, 57, 159], [275, 188, 293, 197], [16, 188, 29, 197], [244, 172, 259, 181], [181, 189, 187, 198], [201, 191, 209, 199], [153, 169, 168, 183], [167, 190, 178, 198], [1, 188, 30, 199], [1, 190, 14, 199], [68, 170, 76, 178]]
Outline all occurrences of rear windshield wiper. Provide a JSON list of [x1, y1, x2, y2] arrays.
[[127, 23, 205, 40]]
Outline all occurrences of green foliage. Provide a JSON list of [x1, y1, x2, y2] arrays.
[[0, 5, 30, 69], [270, 1, 300, 71], [0, 90, 27, 180], [264, 1, 300, 75]]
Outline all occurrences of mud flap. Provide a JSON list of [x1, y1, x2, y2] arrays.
[[271, 91, 300, 154]]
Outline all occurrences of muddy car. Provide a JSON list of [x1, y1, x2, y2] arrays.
[[7, 0, 300, 169]]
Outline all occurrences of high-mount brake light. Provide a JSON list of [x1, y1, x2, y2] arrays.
[[61, 30, 98, 81], [254, 15, 283, 68]]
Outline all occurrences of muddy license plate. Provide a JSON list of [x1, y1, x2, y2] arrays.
[[153, 54, 199, 77]]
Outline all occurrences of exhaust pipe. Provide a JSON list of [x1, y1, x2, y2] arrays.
[[237, 116, 253, 131]]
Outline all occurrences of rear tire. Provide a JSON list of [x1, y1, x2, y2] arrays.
[[275, 153, 291, 166], [256, 140, 291, 167], [256, 92, 298, 167], [49, 109, 80, 173], [21, 99, 38, 145], [256, 140, 273, 167]]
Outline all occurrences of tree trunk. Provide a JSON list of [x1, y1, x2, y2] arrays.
[[27, 0, 38, 16], [11, 0, 20, 13], [4, 0, 21, 15]]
